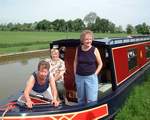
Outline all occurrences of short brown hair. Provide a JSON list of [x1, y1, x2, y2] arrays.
[[38, 60, 50, 71], [80, 30, 94, 43]]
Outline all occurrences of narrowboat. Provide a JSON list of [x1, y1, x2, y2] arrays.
[[0, 35, 150, 120]]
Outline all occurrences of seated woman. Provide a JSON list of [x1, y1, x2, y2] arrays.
[[45, 48, 67, 103]]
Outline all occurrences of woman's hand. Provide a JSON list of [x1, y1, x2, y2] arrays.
[[26, 99, 34, 108], [51, 99, 60, 107]]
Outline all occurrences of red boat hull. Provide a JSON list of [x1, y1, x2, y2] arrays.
[[1, 104, 108, 120]]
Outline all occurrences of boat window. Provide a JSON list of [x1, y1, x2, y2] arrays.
[[53, 45, 59, 49], [128, 49, 137, 70], [105, 49, 109, 58], [59, 46, 66, 60], [145, 46, 150, 59]]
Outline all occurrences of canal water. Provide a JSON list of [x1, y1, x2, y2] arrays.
[[0, 53, 49, 99]]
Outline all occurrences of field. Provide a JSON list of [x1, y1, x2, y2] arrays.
[[0, 31, 128, 54], [116, 74, 150, 120]]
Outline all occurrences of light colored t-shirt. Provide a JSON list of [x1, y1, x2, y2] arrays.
[[45, 58, 65, 81]]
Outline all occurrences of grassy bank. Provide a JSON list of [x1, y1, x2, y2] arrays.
[[0, 31, 128, 54], [115, 74, 150, 120], [0, 31, 78, 54]]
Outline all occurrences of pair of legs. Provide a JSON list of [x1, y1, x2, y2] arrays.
[[75, 74, 98, 105], [55, 80, 66, 102]]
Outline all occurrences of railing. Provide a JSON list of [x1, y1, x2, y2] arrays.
[[108, 35, 150, 45]]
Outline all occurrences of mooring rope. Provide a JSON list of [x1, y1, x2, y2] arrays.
[[0, 102, 16, 120]]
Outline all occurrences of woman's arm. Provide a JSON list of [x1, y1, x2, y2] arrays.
[[94, 48, 103, 75], [24, 75, 35, 108], [49, 77, 59, 106]]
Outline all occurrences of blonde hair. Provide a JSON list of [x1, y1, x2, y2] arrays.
[[50, 48, 59, 53], [80, 30, 94, 43]]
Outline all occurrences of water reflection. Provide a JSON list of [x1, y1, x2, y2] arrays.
[[0, 54, 49, 99]]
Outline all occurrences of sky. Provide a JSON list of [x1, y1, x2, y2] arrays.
[[0, 0, 149, 28]]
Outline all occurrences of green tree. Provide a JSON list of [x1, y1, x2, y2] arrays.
[[7, 23, 14, 31], [72, 18, 85, 32], [52, 19, 66, 32], [66, 20, 74, 32], [135, 23, 150, 34], [99, 18, 110, 33], [58, 19, 66, 32], [84, 12, 97, 28], [115, 25, 123, 33], [22, 23, 33, 31], [36, 19, 51, 31], [94, 17, 101, 32], [91, 17, 115, 33], [31, 22, 38, 31], [126, 24, 134, 34], [108, 22, 115, 33]]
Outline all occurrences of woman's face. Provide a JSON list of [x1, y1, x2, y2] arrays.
[[51, 51, 59, 60], [83, 34, 93, 47], [38, 68, 48, 80]]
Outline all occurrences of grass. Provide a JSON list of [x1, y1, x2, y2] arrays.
[[115, 74, 150, 120], [0, 43, 48, 53], [0, 31, 128, 54], [0, 31, 79, 54]]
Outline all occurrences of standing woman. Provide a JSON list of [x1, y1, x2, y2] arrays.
[[74, 30, 103, 105]]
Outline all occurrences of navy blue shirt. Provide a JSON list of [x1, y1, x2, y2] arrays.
[[76, 46, 96, 76], [32, 72, 50, 93]]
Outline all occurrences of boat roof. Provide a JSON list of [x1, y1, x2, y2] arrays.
[[93, 35, 150, 45], [104, 35, 150, 45], [50, 35, 150, 48]]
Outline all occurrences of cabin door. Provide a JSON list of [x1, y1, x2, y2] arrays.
[[64, 47, 77, 102]]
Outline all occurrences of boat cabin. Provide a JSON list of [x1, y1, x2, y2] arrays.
[[50, 35, 150, 103]]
